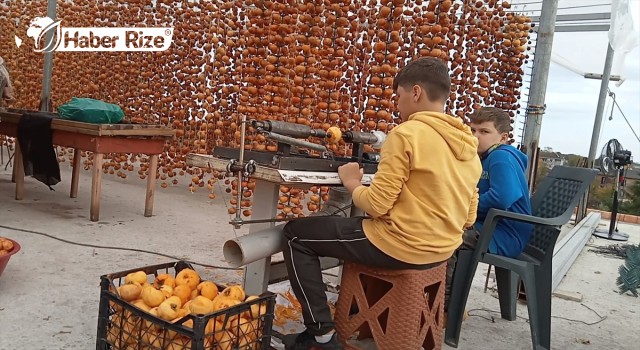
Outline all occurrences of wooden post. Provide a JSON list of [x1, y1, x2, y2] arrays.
[[90, 153, 104, 222], [70, 148, 81, 198], [14, 142, 24, 200], [144, 154, 159, 217]]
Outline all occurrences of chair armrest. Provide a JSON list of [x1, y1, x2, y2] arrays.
[[486, 209, 567, 226], [474, 209, 565, 256], [482, 253, 532, 269]]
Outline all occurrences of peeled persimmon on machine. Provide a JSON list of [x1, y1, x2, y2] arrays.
[[187, 119, 386, 295]]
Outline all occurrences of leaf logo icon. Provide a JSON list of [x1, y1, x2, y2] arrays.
[[26, 16, 62, 53]]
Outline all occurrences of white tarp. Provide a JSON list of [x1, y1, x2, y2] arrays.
[[609, 0, 639, 85]]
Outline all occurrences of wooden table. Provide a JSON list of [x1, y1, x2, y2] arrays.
[[0, 109, 175, 221]]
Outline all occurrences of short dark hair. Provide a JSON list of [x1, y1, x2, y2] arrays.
[[393, 57, 451, 102], [468, 107, 511, 134]]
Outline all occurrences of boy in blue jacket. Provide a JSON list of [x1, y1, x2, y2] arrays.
[[470, 107, 532, 256], [446, 107, 532, 309]]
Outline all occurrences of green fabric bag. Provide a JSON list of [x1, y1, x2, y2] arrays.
[[57, 97, 125, 124]]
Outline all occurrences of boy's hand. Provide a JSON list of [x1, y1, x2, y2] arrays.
[[338, 162, 363, 192], [2, 86, 15, 101]]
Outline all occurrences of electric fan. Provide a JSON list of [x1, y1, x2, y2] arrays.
[[592, 139, 632, 241]]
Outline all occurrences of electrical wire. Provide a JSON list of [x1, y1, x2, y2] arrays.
[[586, 242, 639, 258], [467, 303, 607, 326], [0, 202, 356, 271], [0, 224, 243, 270], [512, 1, 543, 5], [554, 4, 612, 11], [329, 203, 354, 216], [612, 99, 640, 144], [512, 0, 610, 7], [508, 3, 612, 12]]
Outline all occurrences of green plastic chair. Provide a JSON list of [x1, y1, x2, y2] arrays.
[[445, 166, 598, 350]]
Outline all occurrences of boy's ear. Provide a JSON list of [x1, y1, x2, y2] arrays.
[[500, 132, 510, 143], [412, 84, 422, 102]]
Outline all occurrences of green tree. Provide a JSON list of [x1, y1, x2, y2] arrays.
[[620, 181, 640, 215], [587, 181, 615, 211], [565, 154, 584, 167], [533, 158, 549, 190]]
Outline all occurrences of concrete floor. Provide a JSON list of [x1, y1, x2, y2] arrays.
[[0, 161, 638, 350]]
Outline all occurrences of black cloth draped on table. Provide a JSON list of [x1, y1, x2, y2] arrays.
[[16, 111, 61, 189]]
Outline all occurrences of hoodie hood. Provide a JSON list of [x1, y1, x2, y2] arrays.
[[496, 144, 529, 171], [408, 111, 478, 161]]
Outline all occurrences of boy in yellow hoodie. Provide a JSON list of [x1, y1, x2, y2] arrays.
[[281, 57, 482, 350]]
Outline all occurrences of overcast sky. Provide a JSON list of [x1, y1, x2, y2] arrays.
[[510, 0, 640, 159]]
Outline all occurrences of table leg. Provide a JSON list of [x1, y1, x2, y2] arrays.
[[90, 153, 104, 222], [243, 180, 280, 295], [14, 141, 24, 200], [70, 148, 81, 198], [11, 151, 16, 183], [144, 154, 159, 217]]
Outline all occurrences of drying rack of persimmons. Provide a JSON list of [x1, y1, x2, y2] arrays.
[[0, 0, 532, 194], [0, 109, 175, 221]]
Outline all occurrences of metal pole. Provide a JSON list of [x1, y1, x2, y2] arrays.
[[586, 44, 615, 168], [39, 0, 56, 112], [577, 44, 615, 222], [522, 0, 559, 188]]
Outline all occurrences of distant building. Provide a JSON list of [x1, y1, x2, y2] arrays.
[[539, 149, 567, 169]]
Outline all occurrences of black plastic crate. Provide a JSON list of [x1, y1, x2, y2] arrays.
[[96, 261, 276, 350]]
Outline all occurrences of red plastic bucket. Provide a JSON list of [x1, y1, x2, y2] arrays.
[[0, 239, 21, 277]]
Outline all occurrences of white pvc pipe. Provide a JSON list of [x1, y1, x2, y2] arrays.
[[222, 187, 353, 267], [223, 224, 286, 268]]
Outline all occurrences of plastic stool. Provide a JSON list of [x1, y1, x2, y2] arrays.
[[334, 262, 446, 350]]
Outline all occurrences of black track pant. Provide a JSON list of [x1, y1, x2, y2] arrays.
[[282, 216, 442, 336], [445, 229, 479, 311]]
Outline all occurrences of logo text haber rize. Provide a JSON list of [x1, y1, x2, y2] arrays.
[[63, 30, 165, 49]]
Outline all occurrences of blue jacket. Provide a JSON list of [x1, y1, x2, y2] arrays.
[[475, 144, 533, 257]]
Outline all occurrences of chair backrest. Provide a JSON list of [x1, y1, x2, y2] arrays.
[[523, 166, 598, 262]]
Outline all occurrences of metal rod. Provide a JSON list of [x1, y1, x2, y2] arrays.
[[529, 12, 611, 23], [578, 44, 615, 222], [39, 0, 56, 112], [234, 115, 248, 226], [255, 120, 321, 139], [586, 44, 615, 169], [229, 216, 297, 226], [608, 169, 621, 237], [265, 132, 327, 153]]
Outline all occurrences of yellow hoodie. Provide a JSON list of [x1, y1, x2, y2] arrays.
[[352, 111, 481, 265]]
